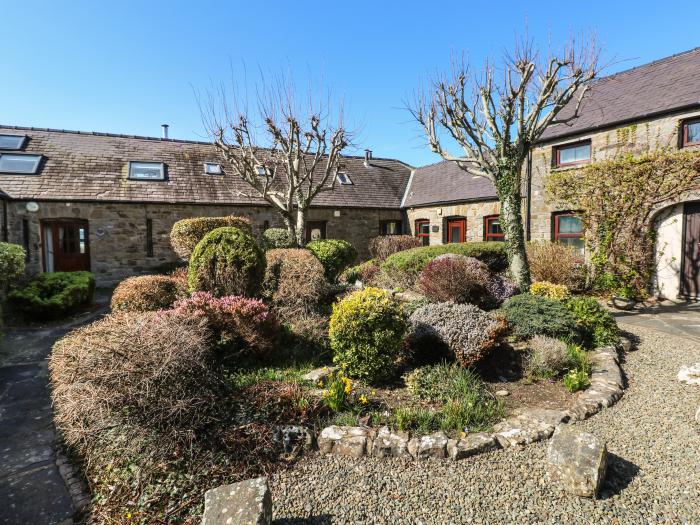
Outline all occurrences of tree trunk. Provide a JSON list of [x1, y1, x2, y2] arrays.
[[281, 214, 299, 247], [499, 183, 531, 290], [294, 208, 307, 247]]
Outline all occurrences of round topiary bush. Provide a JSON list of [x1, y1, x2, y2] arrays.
[[111, 274, 188, 312], [306, 239, 358, 282], [418, 254, 491, 305], [170, 216, 252, 260], [565, 296, 620, 348], [262, 228, 296, 250], [0, 241, 25, 288], [500, 293, 580, 342], [188, 227, 265, 298], [407, 302, 507, 367], [263, 248, 327, 309], [329, 287, 407, 383]]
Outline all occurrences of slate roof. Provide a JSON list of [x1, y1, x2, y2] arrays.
[[0, 126, 412, 209], [540, 47, 700, 142], [402, 160, 497, 208]]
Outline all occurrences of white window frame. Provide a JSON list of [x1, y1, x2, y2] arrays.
[[128, 161, 166, 181], [0, 134, 27, 150], [0, 153, 43, 174], [336, 171, 353, 185], [204, 162, 223, 175], [255, 165, 267, 177]]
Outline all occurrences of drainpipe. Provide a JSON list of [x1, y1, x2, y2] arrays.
[[525, 149, 532, 241], [1, 197, 7, 242]]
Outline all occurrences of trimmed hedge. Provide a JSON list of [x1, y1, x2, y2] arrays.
[[499, 293, 580, 342], [329, 287, 407, 383], [0, 242, 25, 288], [307, 239, 358, 282], [188, 227, 265, 297], [380, 242, 508, 284], [170, 216, 252, 260], [261, 228, 296, 250], [8, 272, 95, 320], [111, 274, 187, 312]]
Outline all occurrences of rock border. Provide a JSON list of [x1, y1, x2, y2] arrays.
[[313, 341, 627, 461]]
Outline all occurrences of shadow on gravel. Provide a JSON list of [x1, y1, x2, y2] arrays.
[[599, 453, 640, 499], [273, 516, 333, 525]]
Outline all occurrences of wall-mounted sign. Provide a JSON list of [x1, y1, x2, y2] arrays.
[[431, 225, 439, 232], [95, 228, 107, 237], [26, 201, 39, 213]]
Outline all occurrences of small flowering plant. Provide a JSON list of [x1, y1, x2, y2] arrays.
[[321, 369, 369, 412]]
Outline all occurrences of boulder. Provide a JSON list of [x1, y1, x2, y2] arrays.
[[317, 426, 374, 457], [407, 431, 448, 459], [272, 425, 314, 454], [547, 426, 607, 498], [371, 426, 410, 458], [447, 433, 499, 460], [678, 363, 700, 386], [202, 477, 272, 525], [302, 366, 336, 384]]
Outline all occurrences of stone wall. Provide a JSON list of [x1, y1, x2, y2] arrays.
[[404, 200, 501, 245], [2, 200, 402, 285]]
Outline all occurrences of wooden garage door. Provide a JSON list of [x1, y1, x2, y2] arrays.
[[681, 202, 700, 298]]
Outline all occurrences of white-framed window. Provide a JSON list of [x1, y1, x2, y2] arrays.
[[128, 161, 165, 180], [204, 162, 223, 175], [554, 140, 591, 167], [0, 134, 27, 150], [0, 153, 42, 174], [255, 165, 267, 177], [336, 171, 353, 185]]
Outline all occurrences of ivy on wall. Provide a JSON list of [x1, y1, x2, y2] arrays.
[[547, 149, 700, 299]]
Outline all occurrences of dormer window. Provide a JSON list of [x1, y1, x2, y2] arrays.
[[0, 153, 42, 174], [682, 118, 700, 147], [128, 161, 165, 181], [554, 140, 591, 167], [255, 165, 267, 177], [204, 162, 223, 175], [336, 171, 353, 185], [0, 135, 27, 150]]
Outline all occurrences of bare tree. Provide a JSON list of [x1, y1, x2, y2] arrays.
[[203, 74, 351, 246], [410, 37, 601, 287]]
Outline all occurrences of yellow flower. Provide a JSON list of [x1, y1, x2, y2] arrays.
[[344, 384, 351, 394], [126, 512, 132, 520], [318, 380, 324, 387], [358, 394, 368, 405]]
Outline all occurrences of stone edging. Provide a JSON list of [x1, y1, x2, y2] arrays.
[[310, 341, 628, 461]]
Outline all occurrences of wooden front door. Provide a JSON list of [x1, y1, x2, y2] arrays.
[[446, 218, 466, 243], [42, 220, 91, 272], [682, 203, 700, 297], [305, 221, 327, 243]]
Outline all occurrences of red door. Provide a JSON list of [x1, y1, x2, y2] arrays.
[[43, 220, 91, 272], [446, 218, 466, 243]]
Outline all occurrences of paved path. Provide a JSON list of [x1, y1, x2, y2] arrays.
[[0, 298, 108, 525], [613, 300, 700, 341]]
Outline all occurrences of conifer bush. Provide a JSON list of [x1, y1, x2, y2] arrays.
[[111, 274, 187, 312], [170, 216, 252, 259], [307, 239, 358, 282]]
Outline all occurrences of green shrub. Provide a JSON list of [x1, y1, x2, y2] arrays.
[[563, 368, 590, 392], [341, 259, 380, 285], [530, 281, 571, 300], [188, 227, 265, 297], [0, 242, 25, 288], [329, 287, 407, 383], [307, 239, 358, 282], [261, 228, 296, 250], [524, 335, 573, 379], [111, 274, 187, 312], [565, 296, 620, 348], [380, 242, 507, 288], [170, 216, 252, 260], [8, 272, 95, 320], [499, 293, 580, 342], [400, 363, 504, 432]]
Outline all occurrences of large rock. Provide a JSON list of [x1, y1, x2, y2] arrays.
[[493, 411, 557, 447], [272, 425, 314, 454], [407, 431, 448, 459], [302, 366, 336, 384], [447, 433, 499, 460], [317, 426, 374, 457], [202, 477, 272, 525], [678, 363, 700, 385], [371, 426, 410, 458], [547, 426, 607, 498]]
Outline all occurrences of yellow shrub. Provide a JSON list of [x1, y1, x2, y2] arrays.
[[530, 281, 571, 300]]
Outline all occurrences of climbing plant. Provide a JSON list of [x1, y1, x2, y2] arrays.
[[547, 149, 700, 299]]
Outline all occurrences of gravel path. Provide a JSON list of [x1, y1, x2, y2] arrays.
[[271, 325, 700, 524]]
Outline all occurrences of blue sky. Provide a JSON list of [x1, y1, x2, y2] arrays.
[[3, 0, 699, 167]]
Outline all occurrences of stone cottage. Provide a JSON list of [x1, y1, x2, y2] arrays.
[[0, 128, 408, 285]]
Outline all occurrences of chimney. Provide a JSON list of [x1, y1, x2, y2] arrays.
[[161, 124, 169, 139], [364, 149, 372, 166]]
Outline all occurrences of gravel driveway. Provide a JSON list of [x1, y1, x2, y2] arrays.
[[271, 324, 700, 524]]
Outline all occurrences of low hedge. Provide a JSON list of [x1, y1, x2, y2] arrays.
[[111, 274, 187, 312], [8, 272, 95, 320], [261, 228, 296, 250], [307, 239, 358, 282], [170, 216, 252, 260], [499, 293, 580, 343], [380, 242, 508, 285]]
